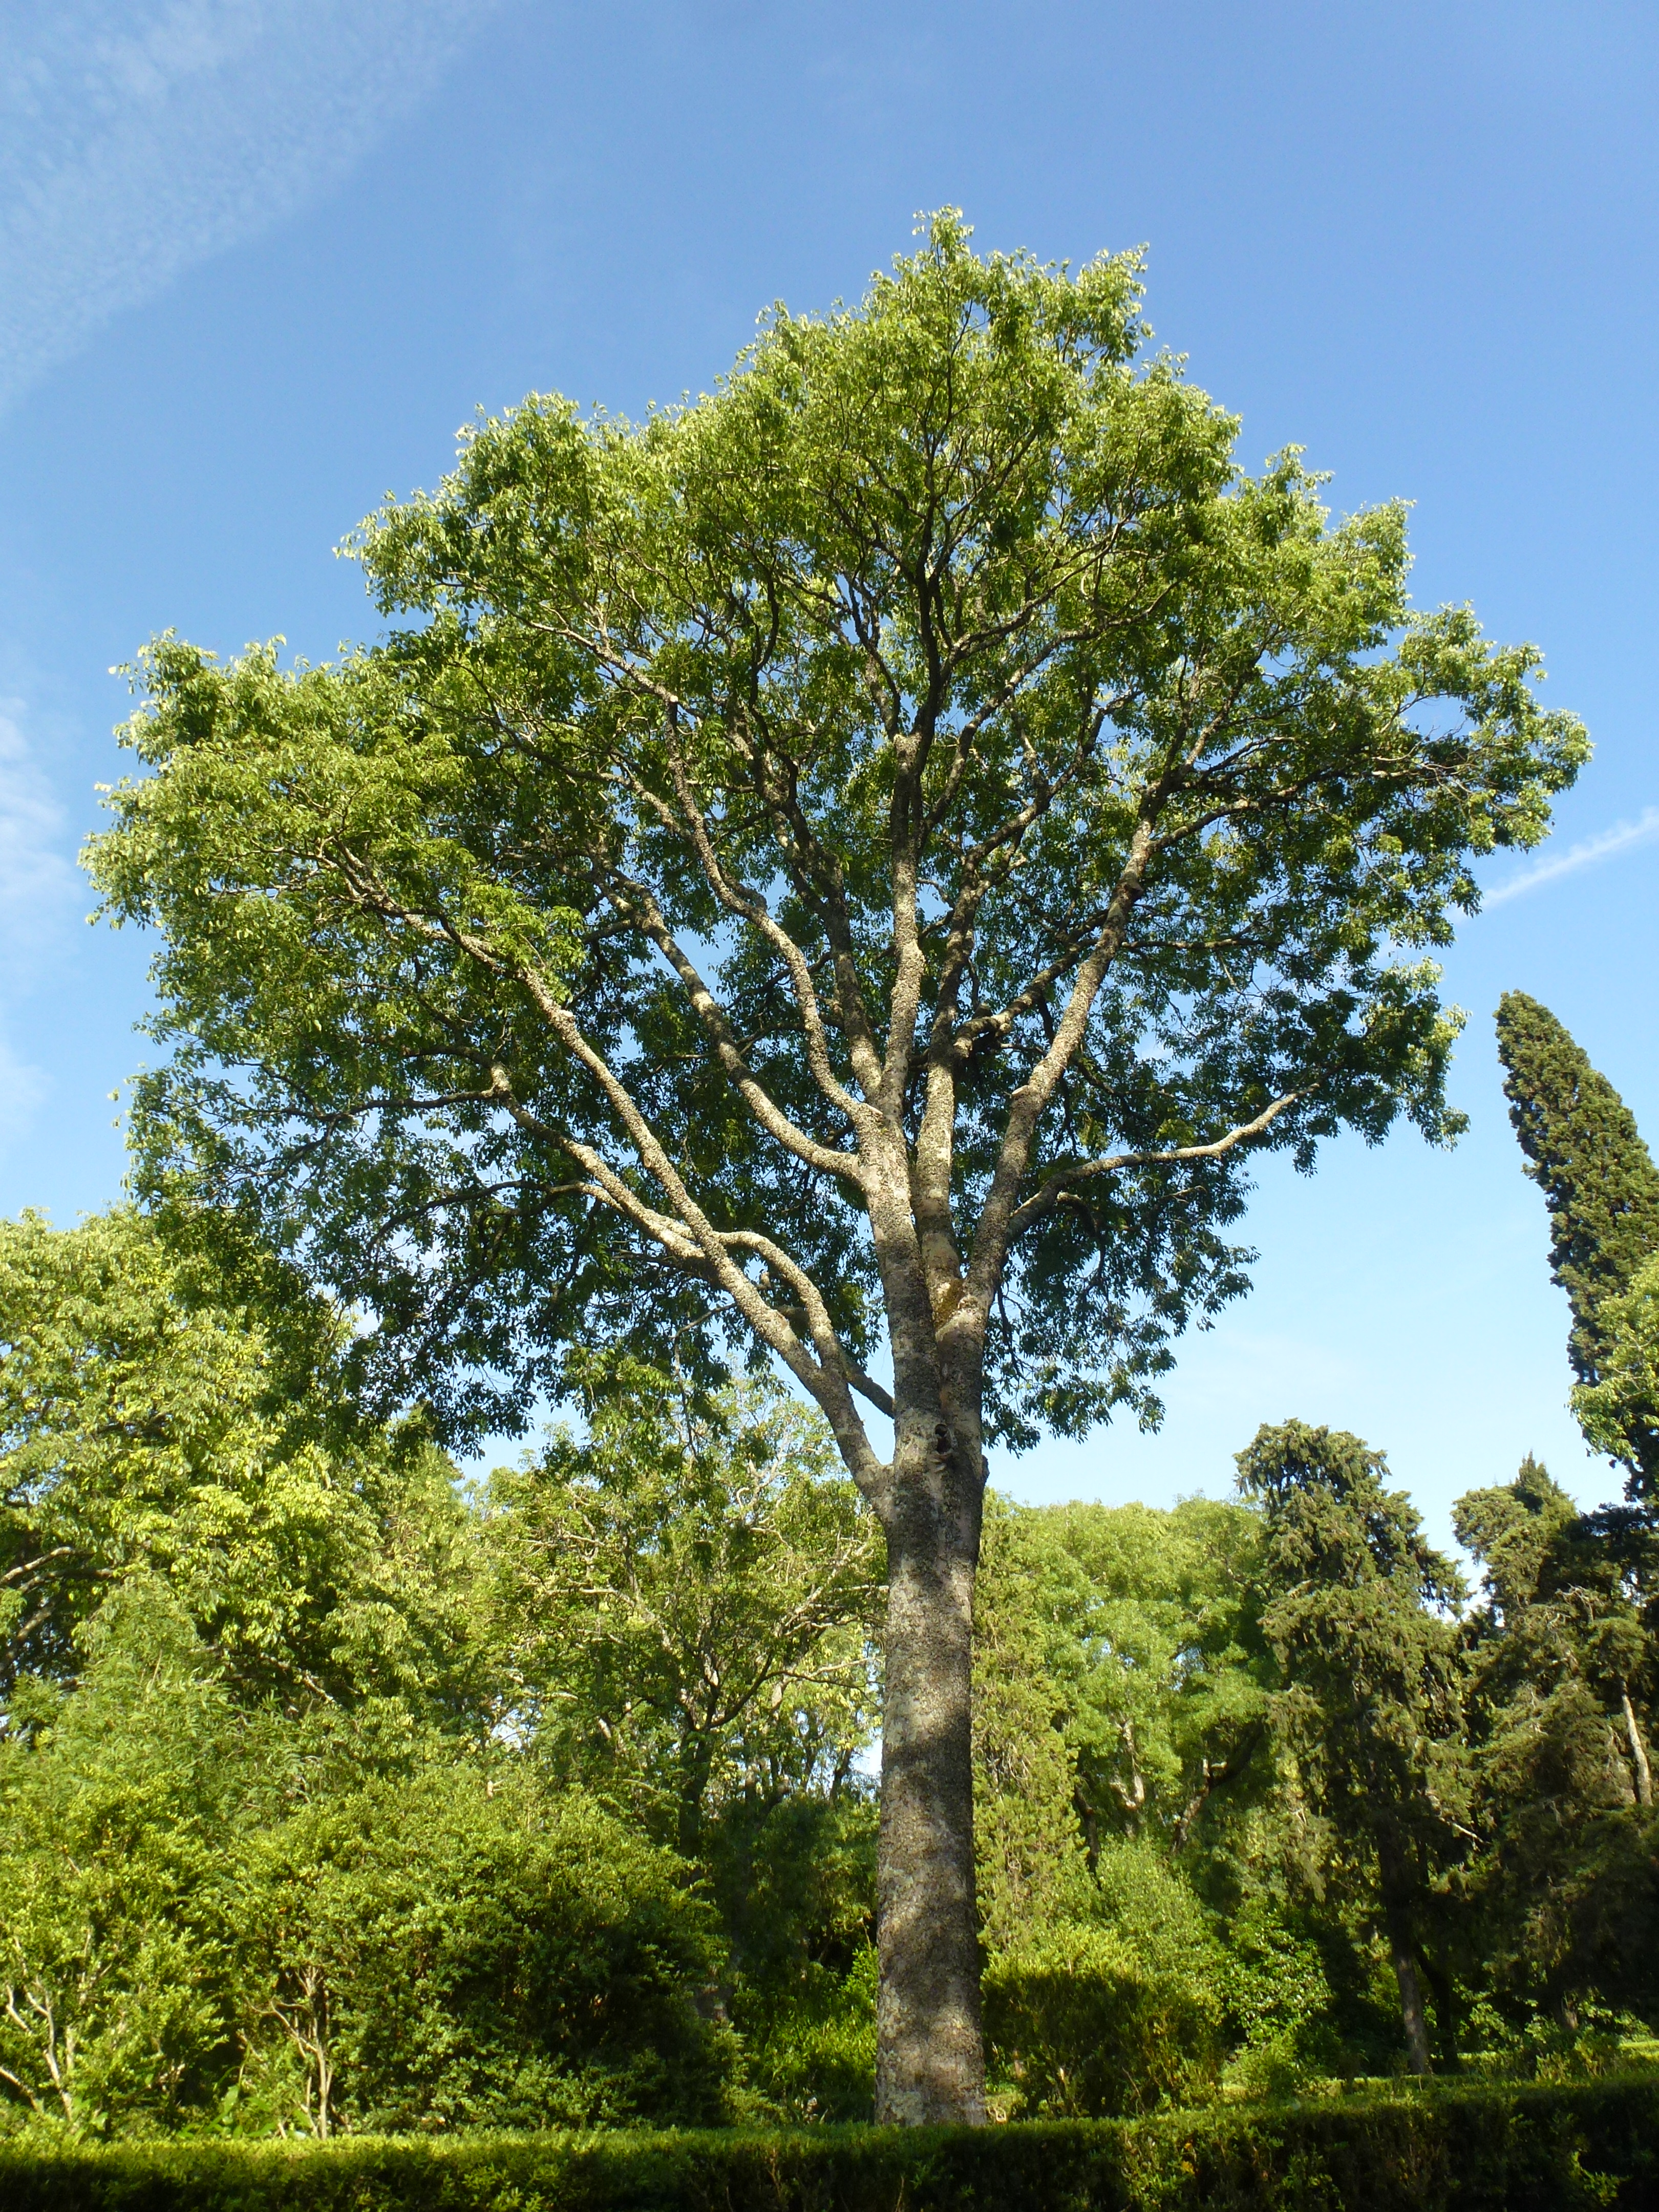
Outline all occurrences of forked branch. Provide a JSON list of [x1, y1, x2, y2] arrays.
[[1006, 1088, 1310, 1242]]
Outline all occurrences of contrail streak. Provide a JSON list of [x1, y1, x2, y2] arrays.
[[1484, 807, 1659, 907]]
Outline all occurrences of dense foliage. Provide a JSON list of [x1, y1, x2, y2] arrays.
[[4, 2077, 1658, 2212], [1495, 994, 1659, 1403], [4, 1130, 1657, 2140], [89, 227, 1583, 1460], [0, 1207, 479, 1713], [1494, 992, 1659, 1503], [0, 1217, 740, 2136], [1577, 1263, 1659, 1497]]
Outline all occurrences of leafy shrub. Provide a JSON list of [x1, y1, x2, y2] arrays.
[[1210, 1896, 1347, 2097], [983, 1840, 1228, 2117], [983, 1920, 1222, 2117], [746, 1944, 878, 2122], [709, 1792, 878, 2120], [0, 1586, 263, 2134], [0, 1621, 737, 2142], [239, 1767, 736, 2131]]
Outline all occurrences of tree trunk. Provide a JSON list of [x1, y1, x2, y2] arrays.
[[1383, 1905, 1432, 2076], [675, 1732, 714, 1860], [1372, 1820, 1432, 2076], [1621, 1686, 1653, 1808], [874, 1420, 985, 2125]]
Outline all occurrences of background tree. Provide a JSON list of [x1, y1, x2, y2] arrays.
[[972, 1493, 1377, 2112], [1237, 1420, 1468, 2074], [238, 1767, 733, 2135], [0, 1209, 483, 1724], [89, 217, 1584, 2119], [483, 1364, 880, 1858], [1454, 1457, 1657, 2035], [1484, 996, 1659, 2030], [971, 1495, 1276, 2118], [483, 1366, 883, 2119], [974, 1495, 1271, 1937], [0, 1586, 253, 2132], [970, 1495, 1093, 1948], [1575, 1259, 1659, 1497], [1495, 993, 1659, 1479], [7, 1195, 1657, 2135], [0, 1585, 733, 2139]]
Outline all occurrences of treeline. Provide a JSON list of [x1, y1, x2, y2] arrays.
[[0, 1207, 885, 2135], [2, 996, 1656, 2138]]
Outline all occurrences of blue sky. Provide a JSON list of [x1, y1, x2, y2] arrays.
[[1, 1, 1654, 1540]]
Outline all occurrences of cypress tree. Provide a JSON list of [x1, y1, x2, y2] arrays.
[[1236, 1420, 1467, 2075], [1494, 991, 1659, 1388]]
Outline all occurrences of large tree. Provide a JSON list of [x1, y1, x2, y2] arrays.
[[1454, 1458, 1657, 2028], [973, 1494, 1271, 1937], [89, 217, 1583, 2119], [1575, 1259, 1659, 1496]]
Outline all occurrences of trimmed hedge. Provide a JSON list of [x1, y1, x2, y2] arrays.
[[1, 2074, 1655, 2212]]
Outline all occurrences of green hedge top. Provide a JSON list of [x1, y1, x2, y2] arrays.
[[2, 2075, 1656, 2212]]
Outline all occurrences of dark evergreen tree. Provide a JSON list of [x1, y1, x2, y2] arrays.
[[1454, 1458, 1657, 2032], [1237, 1420, 1468, 2075], [1494, 991, 1659, 1391]]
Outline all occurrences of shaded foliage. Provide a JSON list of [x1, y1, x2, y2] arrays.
[[1456, 1459, 1658, 2031], [1235, 1420, 1468, 2075]]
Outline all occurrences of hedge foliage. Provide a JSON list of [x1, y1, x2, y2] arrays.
[[2, 2075, 1656, 2212]]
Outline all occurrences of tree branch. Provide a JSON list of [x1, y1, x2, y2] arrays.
[[1005, 1087, 1311, 1243], [479, 1019, 891, 1509], [963, 813, 1161, 1314], [600, 861, 862, 1182], [632, 724, 874, 1124]]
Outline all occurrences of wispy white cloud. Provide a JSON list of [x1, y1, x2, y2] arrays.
[[0, 1033, 50, 1154], [0, 702, 76, 951], [0, 0, 505, 414], [1483, 806, 1659, 908], [0, 700, 79, 1148]]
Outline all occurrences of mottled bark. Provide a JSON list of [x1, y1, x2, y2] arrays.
[[874, 1419, 986, 2124], [1109, 1721, 1148, 1834]]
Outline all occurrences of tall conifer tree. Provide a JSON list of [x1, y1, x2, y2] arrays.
[[1236, 1421, 1467, 2075], [1494, 992, 1659, 1388]]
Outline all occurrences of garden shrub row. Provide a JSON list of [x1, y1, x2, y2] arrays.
[[2, 2074, 1657, 2212]]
